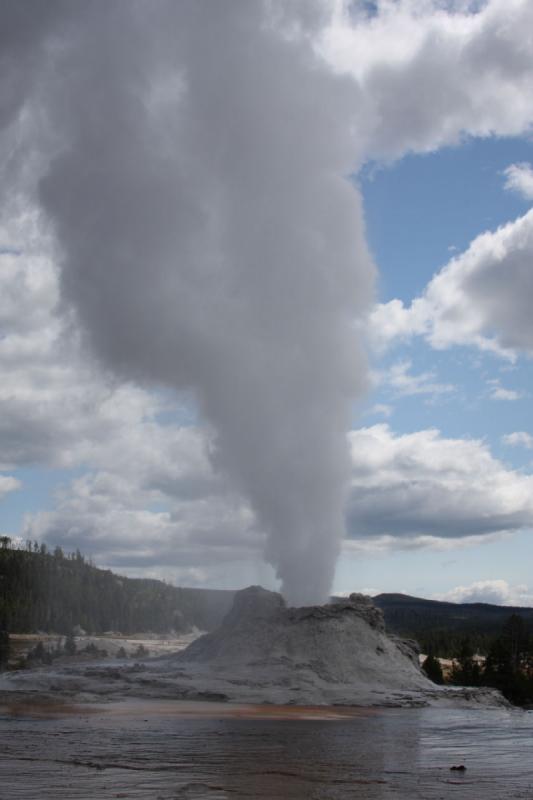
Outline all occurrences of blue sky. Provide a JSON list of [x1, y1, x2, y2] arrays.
[[344, 135, 533, 603], [361, 136, 533, 452], [362, 137, 533, 303], [3, 0, 533, 607]]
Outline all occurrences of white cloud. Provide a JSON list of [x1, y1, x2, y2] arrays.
[[319, 0, 533, 160], [370, 208, 533, 358], [343, 531, 509, 556], [0, 474, 20, 500], [24, 468, 261, 576], [438, 579, 533, 606], [502, 431, 533, 449], [0, 235, 212, 481], [488, 379, 523, 401], [368, 403, 394, 418], [490, 388, 521, 401], [503, 162, 533, 200], [367, 298, 429, 352], [382, 359, 455, 398], [346, 424, 533, 544]]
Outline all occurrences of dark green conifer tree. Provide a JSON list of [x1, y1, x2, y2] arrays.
[[65, 630, 77, 656], [422, 650, 444, 684]]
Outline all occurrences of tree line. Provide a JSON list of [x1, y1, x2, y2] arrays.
[[0, 538, 233, 636], [423, 613, 533, 706], [374, 592, 533, 657]]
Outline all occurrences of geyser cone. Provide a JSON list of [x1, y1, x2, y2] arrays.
[[174, 585, 433, 703]]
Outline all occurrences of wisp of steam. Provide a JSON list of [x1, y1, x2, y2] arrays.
[[2, 1, 374, 605]]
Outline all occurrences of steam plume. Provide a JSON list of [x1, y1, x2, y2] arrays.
[[3, 1, 374, 605]]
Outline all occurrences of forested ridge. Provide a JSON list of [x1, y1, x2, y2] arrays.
[[0, 538, 234, 635], [374, 592, 533, 657]]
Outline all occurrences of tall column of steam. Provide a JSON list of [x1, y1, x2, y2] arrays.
[[11, 1, 375, 605]]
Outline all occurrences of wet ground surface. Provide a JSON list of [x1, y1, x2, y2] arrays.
[[1, 699, 533, 799]]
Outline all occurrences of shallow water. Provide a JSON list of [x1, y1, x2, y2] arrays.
[[1, 700, 533, 799]]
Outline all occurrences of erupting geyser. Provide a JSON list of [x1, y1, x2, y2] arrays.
[[3, 0, 375, 605]]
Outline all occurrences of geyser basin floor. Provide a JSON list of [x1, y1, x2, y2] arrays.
[[1, 699, 532, 799]]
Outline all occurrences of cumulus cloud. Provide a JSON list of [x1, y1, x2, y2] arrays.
[[28, 420, 533, 577], [502, 431, 533, 449], [0, 241, 167, 472], [438, 579, 533, 606], [320, 0, 533, 159], [503, 162, 533, 200], [24, 468, 260, 577], [345, 425, 533, 543], [370, 208, 533, 358]]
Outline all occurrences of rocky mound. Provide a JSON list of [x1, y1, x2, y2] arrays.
[[0, 586, 508, 708], [174, 586, 428, 695]]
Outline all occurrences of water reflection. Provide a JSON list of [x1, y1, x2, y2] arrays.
[[1, 702, 532, 799]]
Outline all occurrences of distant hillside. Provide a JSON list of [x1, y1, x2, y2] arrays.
[[374, 593, 533, 656], [374, 592, 533, 633], [0, 542, 234, 635]]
